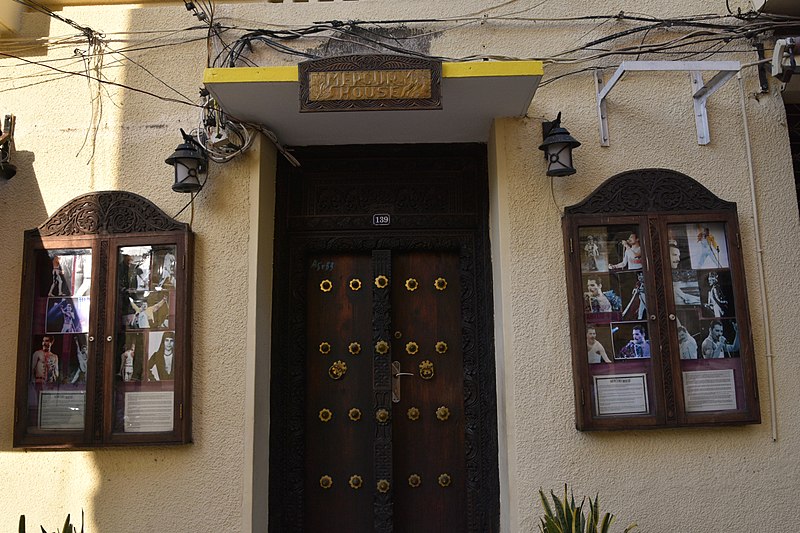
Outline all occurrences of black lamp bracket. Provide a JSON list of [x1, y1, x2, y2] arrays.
[[0, 114, 15, 146], [0, 115, 15, 161], [180, 128, 207, 154], [541, 112, 562, 140]]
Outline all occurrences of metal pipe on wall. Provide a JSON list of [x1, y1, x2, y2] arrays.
[[737, 71, 778, 442]]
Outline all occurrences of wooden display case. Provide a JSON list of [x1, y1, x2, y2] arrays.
[[562, 169, 760, 431], [13, 191, 193, 448]]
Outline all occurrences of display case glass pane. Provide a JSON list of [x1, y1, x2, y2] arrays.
[[112, 245, 178, 433], [668, 222, 746, 413], [26, 248, 92, 434], [578, 225, 655, 418]]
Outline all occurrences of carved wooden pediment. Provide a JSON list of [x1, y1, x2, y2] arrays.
[[34, 191, 187, 237], [565, 168, 735, 215]]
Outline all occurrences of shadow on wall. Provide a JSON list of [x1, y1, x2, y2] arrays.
[[0, 149, 48, 451]]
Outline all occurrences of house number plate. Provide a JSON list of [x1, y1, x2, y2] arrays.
[[373, 213, 391, 226]]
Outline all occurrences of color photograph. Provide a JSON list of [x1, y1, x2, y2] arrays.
[[613, 322, 652, 360], [583, 273, 622, 323], [45, 297, 90, 334], [686, 223, 730, 270]]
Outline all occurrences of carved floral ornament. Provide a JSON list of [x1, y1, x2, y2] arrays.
[[376, 408, 390, 424], [563, 168, 735, 215], [328, 360, 347, 380], [37, 191, 188, 237], [419, 360, 434, 380]]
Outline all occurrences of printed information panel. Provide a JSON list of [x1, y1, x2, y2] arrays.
[[593, 373, 649, 416], [682, 369, 737, 412], [124, 391, 174, 433], [39, 391, 85, 430]]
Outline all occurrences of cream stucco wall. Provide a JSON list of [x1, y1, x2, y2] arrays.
[[1, 1, 799, 531]]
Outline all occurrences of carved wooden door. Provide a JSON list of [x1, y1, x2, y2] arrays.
[[270, 144, 499, 532], [304, 249, 465, 532], [389, 250, 465, 533]]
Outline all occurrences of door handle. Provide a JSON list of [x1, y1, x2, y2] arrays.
[[392, 361, 414, 403]]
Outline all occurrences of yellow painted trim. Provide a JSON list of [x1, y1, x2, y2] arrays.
[[204, 61, 543, 85], [204, 66, 299, 84], [442, 61, 544, 78]]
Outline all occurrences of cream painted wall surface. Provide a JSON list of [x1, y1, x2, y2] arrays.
[[1, 0, 799, 531], [0, 5, 249, 532]]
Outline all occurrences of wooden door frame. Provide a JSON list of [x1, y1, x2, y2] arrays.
[[268, 144, 499, 532]]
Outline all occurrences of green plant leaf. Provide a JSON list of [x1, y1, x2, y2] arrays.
[[552, 489, 567, 527], [600, 512, 615, 533], [538, 485, 634, 533], [540, 489, 556, 522]]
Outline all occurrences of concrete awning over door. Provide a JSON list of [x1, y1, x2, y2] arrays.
[[203, 60, 543, 145]]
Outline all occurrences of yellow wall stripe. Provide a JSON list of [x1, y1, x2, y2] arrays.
[[204, 60, 544, 85], [442, 61, 544, 78]]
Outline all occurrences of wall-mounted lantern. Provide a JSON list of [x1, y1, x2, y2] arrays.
[[166, 129, 207, 193], [539, 112, 581, 177]]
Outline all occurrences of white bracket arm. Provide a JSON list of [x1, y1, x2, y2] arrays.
[[595, 61, 741, 146]]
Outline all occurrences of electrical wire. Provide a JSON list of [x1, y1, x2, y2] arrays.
[[4, 1, 799, 188], [0, 51, 203, 108]]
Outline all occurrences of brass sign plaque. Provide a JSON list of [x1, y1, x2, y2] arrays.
[[309, 70, 432, 101], [299, 55, 442, 112]]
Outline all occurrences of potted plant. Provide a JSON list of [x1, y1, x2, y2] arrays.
[[538, 485, 637, 533], [19, 511, 84, 533]]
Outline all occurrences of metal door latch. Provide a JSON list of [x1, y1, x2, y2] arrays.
[[392, 360, 414, 403]]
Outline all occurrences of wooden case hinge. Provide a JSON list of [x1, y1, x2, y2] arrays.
[[569, 238, 574, 254], [179, 403, 184, 419]]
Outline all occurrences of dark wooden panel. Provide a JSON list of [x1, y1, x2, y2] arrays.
[[282, 144, 484, 233], [785, 103, 800, 215], [305, 253, 374, 532], [391, 251, 465, 533]]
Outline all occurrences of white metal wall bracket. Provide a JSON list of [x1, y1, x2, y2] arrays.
[[595, 60, 741, 146]]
